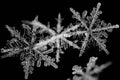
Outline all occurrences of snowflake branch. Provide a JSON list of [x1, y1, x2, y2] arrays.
[[92, 24, 119, 32], [62, 37, 80, 49], [70, 8, 88, 29], [56, 13, 64, 33], [90, 2, 102, 29], [22, 16, 56, 36], [79, 33, 89, 56], [94, 37, 109, 54]]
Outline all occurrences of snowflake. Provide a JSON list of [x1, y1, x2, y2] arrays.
[[67, 56, 111, 80], [0, 23, 58, 80], [67, 2, 119, 56]]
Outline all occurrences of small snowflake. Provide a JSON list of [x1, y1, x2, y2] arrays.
[[70, 56, 111, 80]]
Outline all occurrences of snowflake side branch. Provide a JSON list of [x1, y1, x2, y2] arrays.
[[86, 57, 98, 71], [94, 37, 109, 54], [72, 65, 84, 75], [62, 37, 80, 49], [70, 8, 88, 29], [5, 25, 21, 38]]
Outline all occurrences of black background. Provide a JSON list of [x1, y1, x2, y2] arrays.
[[0, 0, 119, 80]]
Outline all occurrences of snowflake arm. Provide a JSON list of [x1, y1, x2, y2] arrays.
[[92, 23, 119, 54], [79, 33, 89, 56], [89, 2, 102, 29], [5, 25, 21, 38], [21, 57, 34, 80], [22, 16, 56, 36], [0, 48, 22, 58], [62, 23, 81, 34], [92, 24, 119, 32], [55, 38, 62, 62], [5, 25, 30, 45], [55, 13, 64, 33]]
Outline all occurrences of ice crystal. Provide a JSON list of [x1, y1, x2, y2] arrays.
[[69, 2, 119, 56], [67, 57, 111, 80], [0, 23, 58, 79]]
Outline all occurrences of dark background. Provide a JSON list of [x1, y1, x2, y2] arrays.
[[0, 0, 119, 80]]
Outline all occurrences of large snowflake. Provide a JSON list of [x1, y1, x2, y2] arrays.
[[67, 3, 119, 56]]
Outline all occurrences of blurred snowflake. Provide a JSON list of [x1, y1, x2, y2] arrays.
[[67, 56, 111, 80]]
